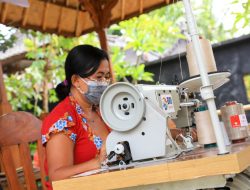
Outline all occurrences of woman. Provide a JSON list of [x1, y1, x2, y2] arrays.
[[41, 45, 111, 189]]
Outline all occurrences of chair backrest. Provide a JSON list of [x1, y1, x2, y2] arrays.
[[0, 111, 46, 190]]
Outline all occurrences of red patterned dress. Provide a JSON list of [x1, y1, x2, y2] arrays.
[[41, 95, 109, 189]]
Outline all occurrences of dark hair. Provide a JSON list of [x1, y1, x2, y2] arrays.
[[55, 45, 109, 101]]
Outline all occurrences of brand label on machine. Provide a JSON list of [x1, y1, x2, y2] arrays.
[[230, 114, 248, 128], [160, 94, 175, 113]]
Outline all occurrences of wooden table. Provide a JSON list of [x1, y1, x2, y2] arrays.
[[53, 140, 250, 190]]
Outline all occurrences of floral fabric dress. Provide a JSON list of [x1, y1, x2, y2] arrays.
[[41, 95, 110, 190]]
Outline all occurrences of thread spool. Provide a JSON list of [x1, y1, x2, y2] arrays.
[[195, 108, 217, 148], [220, 101, 248, 143], [186, 37, 217, 77]]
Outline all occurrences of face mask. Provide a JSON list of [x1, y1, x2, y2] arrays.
[[77, 78, 109, 105]]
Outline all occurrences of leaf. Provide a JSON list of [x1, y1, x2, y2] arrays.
[[24, 38, 35, 50]]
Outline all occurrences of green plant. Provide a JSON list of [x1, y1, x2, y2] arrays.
[[3, 0, 250, 113], [232, 0, 250, 35], [109, 4, 185, 84], [5, 31, 99, 115], [0, 25, 17, 52], [111, 46, 154, 84], [243, 74, 250, 102]]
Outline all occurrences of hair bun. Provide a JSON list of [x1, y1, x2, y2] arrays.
[[55, 82, 70, 101]]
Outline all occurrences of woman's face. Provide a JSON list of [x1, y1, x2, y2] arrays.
[[87, 59, 111, 83], [73, 59, 111, 103], [73, 59, 111, 88]]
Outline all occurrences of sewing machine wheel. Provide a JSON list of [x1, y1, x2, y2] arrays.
[[100, 82, 145, 132]]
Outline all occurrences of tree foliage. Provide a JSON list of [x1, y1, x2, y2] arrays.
[[232, 0, 250, 35], [2, 0, 250, 114], [109, 5, 185, 84], [193, 0, 228, 43], [0, 25, 17, 52], [244, 75, 250, 102], [5, 31, 99, 115], [111, 46, 154, 83]]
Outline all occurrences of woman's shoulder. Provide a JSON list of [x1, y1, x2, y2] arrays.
[[41, 96, 78, 144], [42, 97, 76, 128]]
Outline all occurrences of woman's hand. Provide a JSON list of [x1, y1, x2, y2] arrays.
[[99, 143, 107, 163], [47, 134, 109, 180], [167, 118, 176, 129], [167, 118, 198, 142], [94, 143, 107, 168]]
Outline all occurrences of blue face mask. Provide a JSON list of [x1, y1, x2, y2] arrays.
[[77, 78, 109, 105]]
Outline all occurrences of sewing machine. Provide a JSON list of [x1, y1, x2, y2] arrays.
[[100, 82, 200, 166]]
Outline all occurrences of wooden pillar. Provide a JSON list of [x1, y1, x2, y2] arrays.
[[97, 28, 109, 52], [81, 0, 118, 82], [0, 64, 12, 115], [0, 63, 22, 171]]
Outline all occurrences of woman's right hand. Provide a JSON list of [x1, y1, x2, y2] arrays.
[[99, 143, 107, 162], [94, 144, 107, 168]]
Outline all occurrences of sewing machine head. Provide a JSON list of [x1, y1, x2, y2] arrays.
[[100, 82, 199, 166]]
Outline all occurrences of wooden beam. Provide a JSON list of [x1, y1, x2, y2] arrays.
[[102, 0, 118, 28], [139, 0, 143, 14], [121, 0, 125, 20], [0, 64, 12, 115], [74, 10, 79, 36], [1, 52, 27, 66], [96, 29, 108, 52], [66, 0, 70, 6], [42, 2, 49, 30], [75, 11, 84, 37], [96, 28, 116, 82], [165, 0, 171, 4], [57, 6, 64, 34], [81, 0, 118, 48], [21, 7, 29, 27], [81, 0, 100, 28], [98, 0, 118, 83], [81, 0, 118, 82], [1, 3, 9, 23], [74, 1, 80, 36]]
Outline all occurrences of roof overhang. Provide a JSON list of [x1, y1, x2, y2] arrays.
[[0, 0, 175, 37]]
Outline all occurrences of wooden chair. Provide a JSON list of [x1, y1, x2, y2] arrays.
[[0, 111, 47, 190]]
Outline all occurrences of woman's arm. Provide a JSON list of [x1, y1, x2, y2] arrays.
[[46, 133, 104, 181], [167, 119, 197, 142], [167, 118, 176, 129], [167, 118, 182, 140]]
